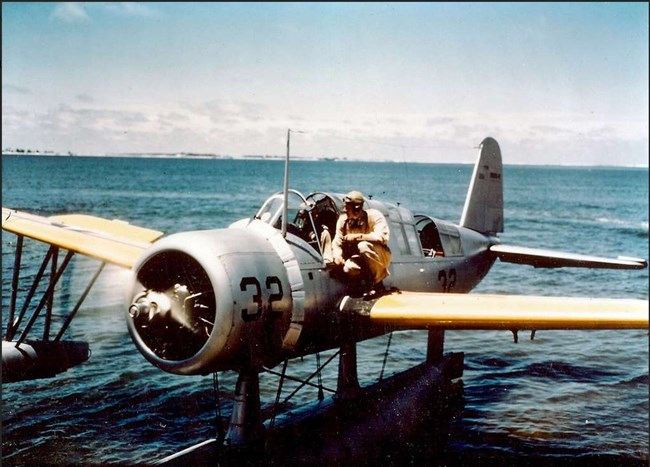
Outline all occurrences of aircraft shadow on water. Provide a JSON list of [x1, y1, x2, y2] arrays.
[[2, 136, 647, 465]]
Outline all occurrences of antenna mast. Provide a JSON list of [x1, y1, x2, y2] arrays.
[[281, 129, 291, 237]]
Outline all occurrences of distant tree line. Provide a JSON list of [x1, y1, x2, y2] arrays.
[[3, 148, 67, 155]]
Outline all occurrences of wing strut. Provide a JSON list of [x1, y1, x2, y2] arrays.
[[2, 207, 164, 382], [15, 249, 74, 346], [54, 262, 106, 341], [3, 232, 107, 382], [7, 235, 25, 341], [7, 238, 54, 341]]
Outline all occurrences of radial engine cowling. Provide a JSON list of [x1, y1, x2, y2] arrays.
[[125, 227, 295, 375]]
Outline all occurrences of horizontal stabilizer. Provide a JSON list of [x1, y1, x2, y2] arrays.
[[2, 208, 163, 268], [360, 292, 648, 330], [491, 244, 647, 270]]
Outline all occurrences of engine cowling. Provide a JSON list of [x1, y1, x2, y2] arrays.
[[125, 226, 295, 375]]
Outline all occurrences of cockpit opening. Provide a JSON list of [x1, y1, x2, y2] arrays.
[[255, 190, 341, 259], [305, 192, 340, 241], [415, 215, 445, 257]]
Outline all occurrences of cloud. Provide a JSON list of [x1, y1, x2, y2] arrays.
[[39, 105, 150, 133], [189, 99, 270, 124], [51, 3, 91, 23], [50, 2, 159, 23], [100, 2, 159, 18], [76, 93, 95, 103], [2, 99, 647, 166], [426, 116, 456, 127], [1, 104, 31, 131], [2, 84, 31, 95]]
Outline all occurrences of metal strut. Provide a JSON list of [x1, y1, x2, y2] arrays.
[[426, 328, 445, 364], [7, 245, 55, 341], [43, 247, 59, 340], [276, 351, 338, 405], [54, 262, 106, 341], [7, 235, 24, 340], [6, 237, 108, 344], [336, 297, 362, 399], [213, 372, 225, 444], [316, 352, 324, 400], [337, 340, 360, 399], [268, 359, 289, 432], [16, 250, 74, 346], [379, 332, 393, 380], [224, 368, 264, 448], [3, 242, 106, 382]]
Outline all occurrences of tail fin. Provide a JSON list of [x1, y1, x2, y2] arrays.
[[460, 137, 504, 234]]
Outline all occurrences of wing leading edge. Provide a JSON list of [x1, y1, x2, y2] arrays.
[[2, 208, 163, 268], [491, 244, 647, 270], [345, 292, 648, 330]]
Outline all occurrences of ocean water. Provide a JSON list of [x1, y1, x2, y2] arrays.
[[2, 155, 648, 465]]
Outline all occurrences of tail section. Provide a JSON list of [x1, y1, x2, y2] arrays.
[[460, 137, 503, 234]]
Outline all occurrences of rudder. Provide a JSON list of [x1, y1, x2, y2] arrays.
[[460, 137, 503, 234]]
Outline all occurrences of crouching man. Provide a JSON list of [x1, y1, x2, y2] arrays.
[[332, 190, 392, 294]]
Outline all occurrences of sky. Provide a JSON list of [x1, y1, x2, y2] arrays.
[[2, 2, 648, 165]]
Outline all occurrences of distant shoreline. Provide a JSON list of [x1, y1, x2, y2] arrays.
[[1, 151, 351, 162], [2, 152, 647, 169]]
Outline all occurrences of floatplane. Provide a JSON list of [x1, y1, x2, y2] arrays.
[[2, 136, 647, 464]]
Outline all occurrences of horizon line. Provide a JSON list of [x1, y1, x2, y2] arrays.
[[2, 151, 648, 169]]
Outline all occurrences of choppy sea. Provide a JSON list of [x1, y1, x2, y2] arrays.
[[2, 154, 648, 465]]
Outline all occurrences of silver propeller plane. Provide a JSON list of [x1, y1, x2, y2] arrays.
[[2, 137, 647, 456]]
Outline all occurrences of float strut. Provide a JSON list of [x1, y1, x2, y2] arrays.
[[426, 328, 445, 365], [224, 368, 264, 449], [7, 235, 23, 340], [337, 341, 360, 399]]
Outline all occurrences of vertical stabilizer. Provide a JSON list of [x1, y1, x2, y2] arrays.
[[460, 137, 503, 234]]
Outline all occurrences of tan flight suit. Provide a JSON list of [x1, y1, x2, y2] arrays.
[[332, 208, 392, 284]]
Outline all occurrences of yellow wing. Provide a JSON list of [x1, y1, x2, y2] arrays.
[[2, 208, 163, 268], [342, 292, 648, 330]]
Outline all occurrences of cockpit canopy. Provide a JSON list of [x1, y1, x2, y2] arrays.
[[255, 190, 340, 254], [254, 190, 460, 259]]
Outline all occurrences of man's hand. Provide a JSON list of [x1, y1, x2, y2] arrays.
[[334, 256, 345, 266], [343, 233, 364, 243]]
